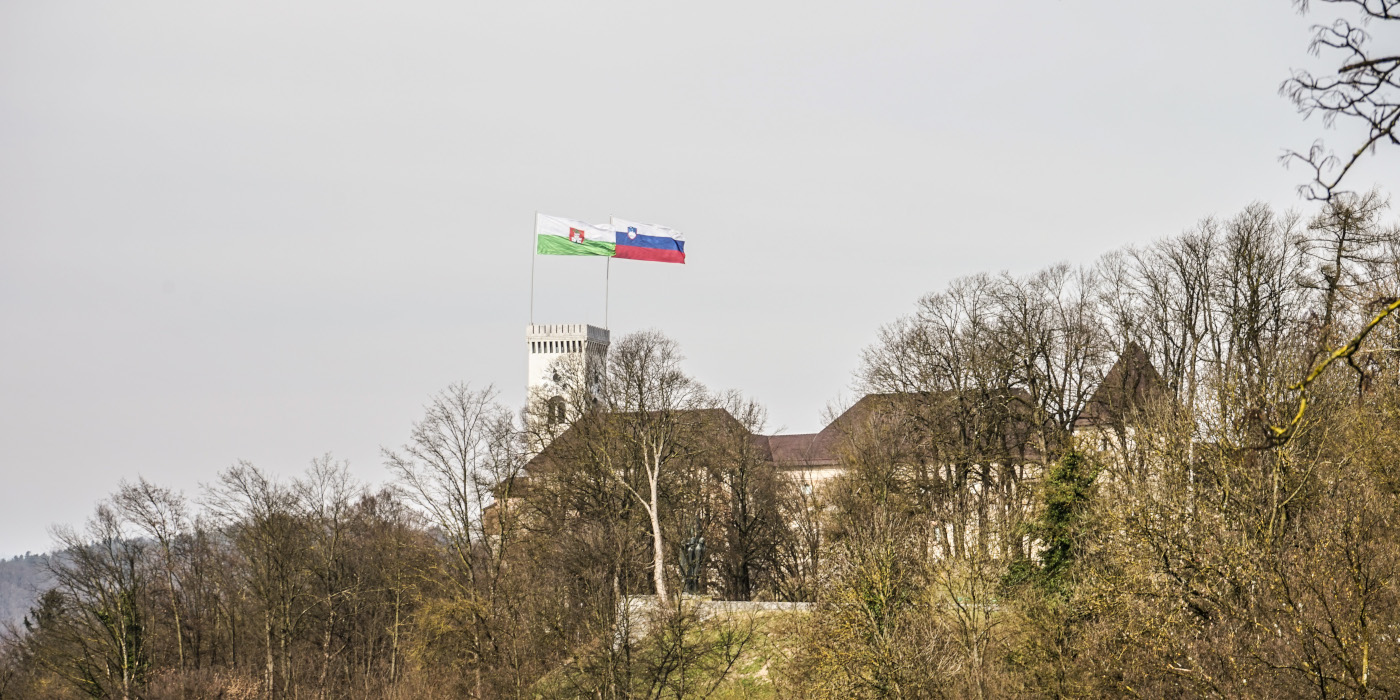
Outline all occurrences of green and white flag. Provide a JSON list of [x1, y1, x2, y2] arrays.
[[535, 213, 615, 257]]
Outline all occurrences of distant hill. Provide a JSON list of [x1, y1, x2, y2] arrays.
[[0, 553, 56, 628]]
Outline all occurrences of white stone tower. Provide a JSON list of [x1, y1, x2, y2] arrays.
[[525, 323, 609, 424]]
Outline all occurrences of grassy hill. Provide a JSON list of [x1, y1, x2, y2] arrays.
[[528, 608, 806, 699]]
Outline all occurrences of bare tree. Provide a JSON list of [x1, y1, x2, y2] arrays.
[[114, 478, 190, 675], [1299, 189, 1398, 343], [292, 456, 358, 700], [595, 331, 710, 607], [704, 392, 782, 602], [33, 506, 150, 700], [204, 462, 308, 699], [1284, 0, 1399, 202], [383, 382, 524, 697], [1273, 2, 1400, 444]]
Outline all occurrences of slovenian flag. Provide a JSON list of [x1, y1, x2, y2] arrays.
[[611, 217, 685, 264], [536, 213, 616, 257]]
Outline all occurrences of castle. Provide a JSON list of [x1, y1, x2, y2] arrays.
[[520, 323, 1166, 489]]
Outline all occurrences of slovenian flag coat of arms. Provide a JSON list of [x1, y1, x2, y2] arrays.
[[610, 217, 685, 264]]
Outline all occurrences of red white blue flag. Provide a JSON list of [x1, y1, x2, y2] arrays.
[[610, 217, 685, 264]]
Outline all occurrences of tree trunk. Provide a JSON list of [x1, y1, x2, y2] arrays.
[[264, 610, 275, 699], [319, 603, 335, 699], [389, 589, 400, 685], [649, 460, 669, 606]]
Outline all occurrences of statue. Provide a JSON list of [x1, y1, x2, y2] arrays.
[[677, 517, 706, 595]]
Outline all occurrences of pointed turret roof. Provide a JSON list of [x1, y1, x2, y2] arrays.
[[1073, 342, 1170, 429]]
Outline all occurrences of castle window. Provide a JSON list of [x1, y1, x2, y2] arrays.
[[547, 396, 566, 425]]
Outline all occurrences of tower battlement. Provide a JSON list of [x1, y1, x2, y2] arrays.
[[526, 324, 610, 348], [526, 324, 610, 427]]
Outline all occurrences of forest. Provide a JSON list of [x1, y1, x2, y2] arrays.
[[2, 189, 1400, 699]]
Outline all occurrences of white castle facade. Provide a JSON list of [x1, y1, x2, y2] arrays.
[[525, 323, 609, 423]]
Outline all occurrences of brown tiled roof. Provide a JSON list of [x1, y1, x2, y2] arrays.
[[1073, 342, 1170, 429], [763, 433, 836, 467], [761, 394, 909, 468], [764, 391, 1043, 466], [523, 407, 757, 478]]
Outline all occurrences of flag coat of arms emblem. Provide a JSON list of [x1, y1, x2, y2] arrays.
[[536, 214, 615, 256], [610, 217, 685, 264]]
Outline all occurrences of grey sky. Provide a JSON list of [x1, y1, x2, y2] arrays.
[[2, 1, 1396, 557]]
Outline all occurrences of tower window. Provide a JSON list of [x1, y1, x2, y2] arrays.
[[547, 396, 566, 425]]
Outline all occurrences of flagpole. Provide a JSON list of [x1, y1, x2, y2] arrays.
[[530, 212, 537, 325], [605, 255, 611, 330]]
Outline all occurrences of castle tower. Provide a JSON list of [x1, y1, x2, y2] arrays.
[[526, 323, 609, 425]]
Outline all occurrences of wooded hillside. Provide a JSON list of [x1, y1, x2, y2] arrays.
[[3, 192, 1400, 699]]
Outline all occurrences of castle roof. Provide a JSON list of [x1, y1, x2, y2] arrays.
[[522, 347, 1158, 477], [750, 394, 919, 469], [1073, 342, 1171, 429], [758, 390, 1044, 467], [759, 433, 834, 467]]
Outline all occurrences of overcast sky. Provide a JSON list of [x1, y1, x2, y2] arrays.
[[2, 1, 1396, 557]]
